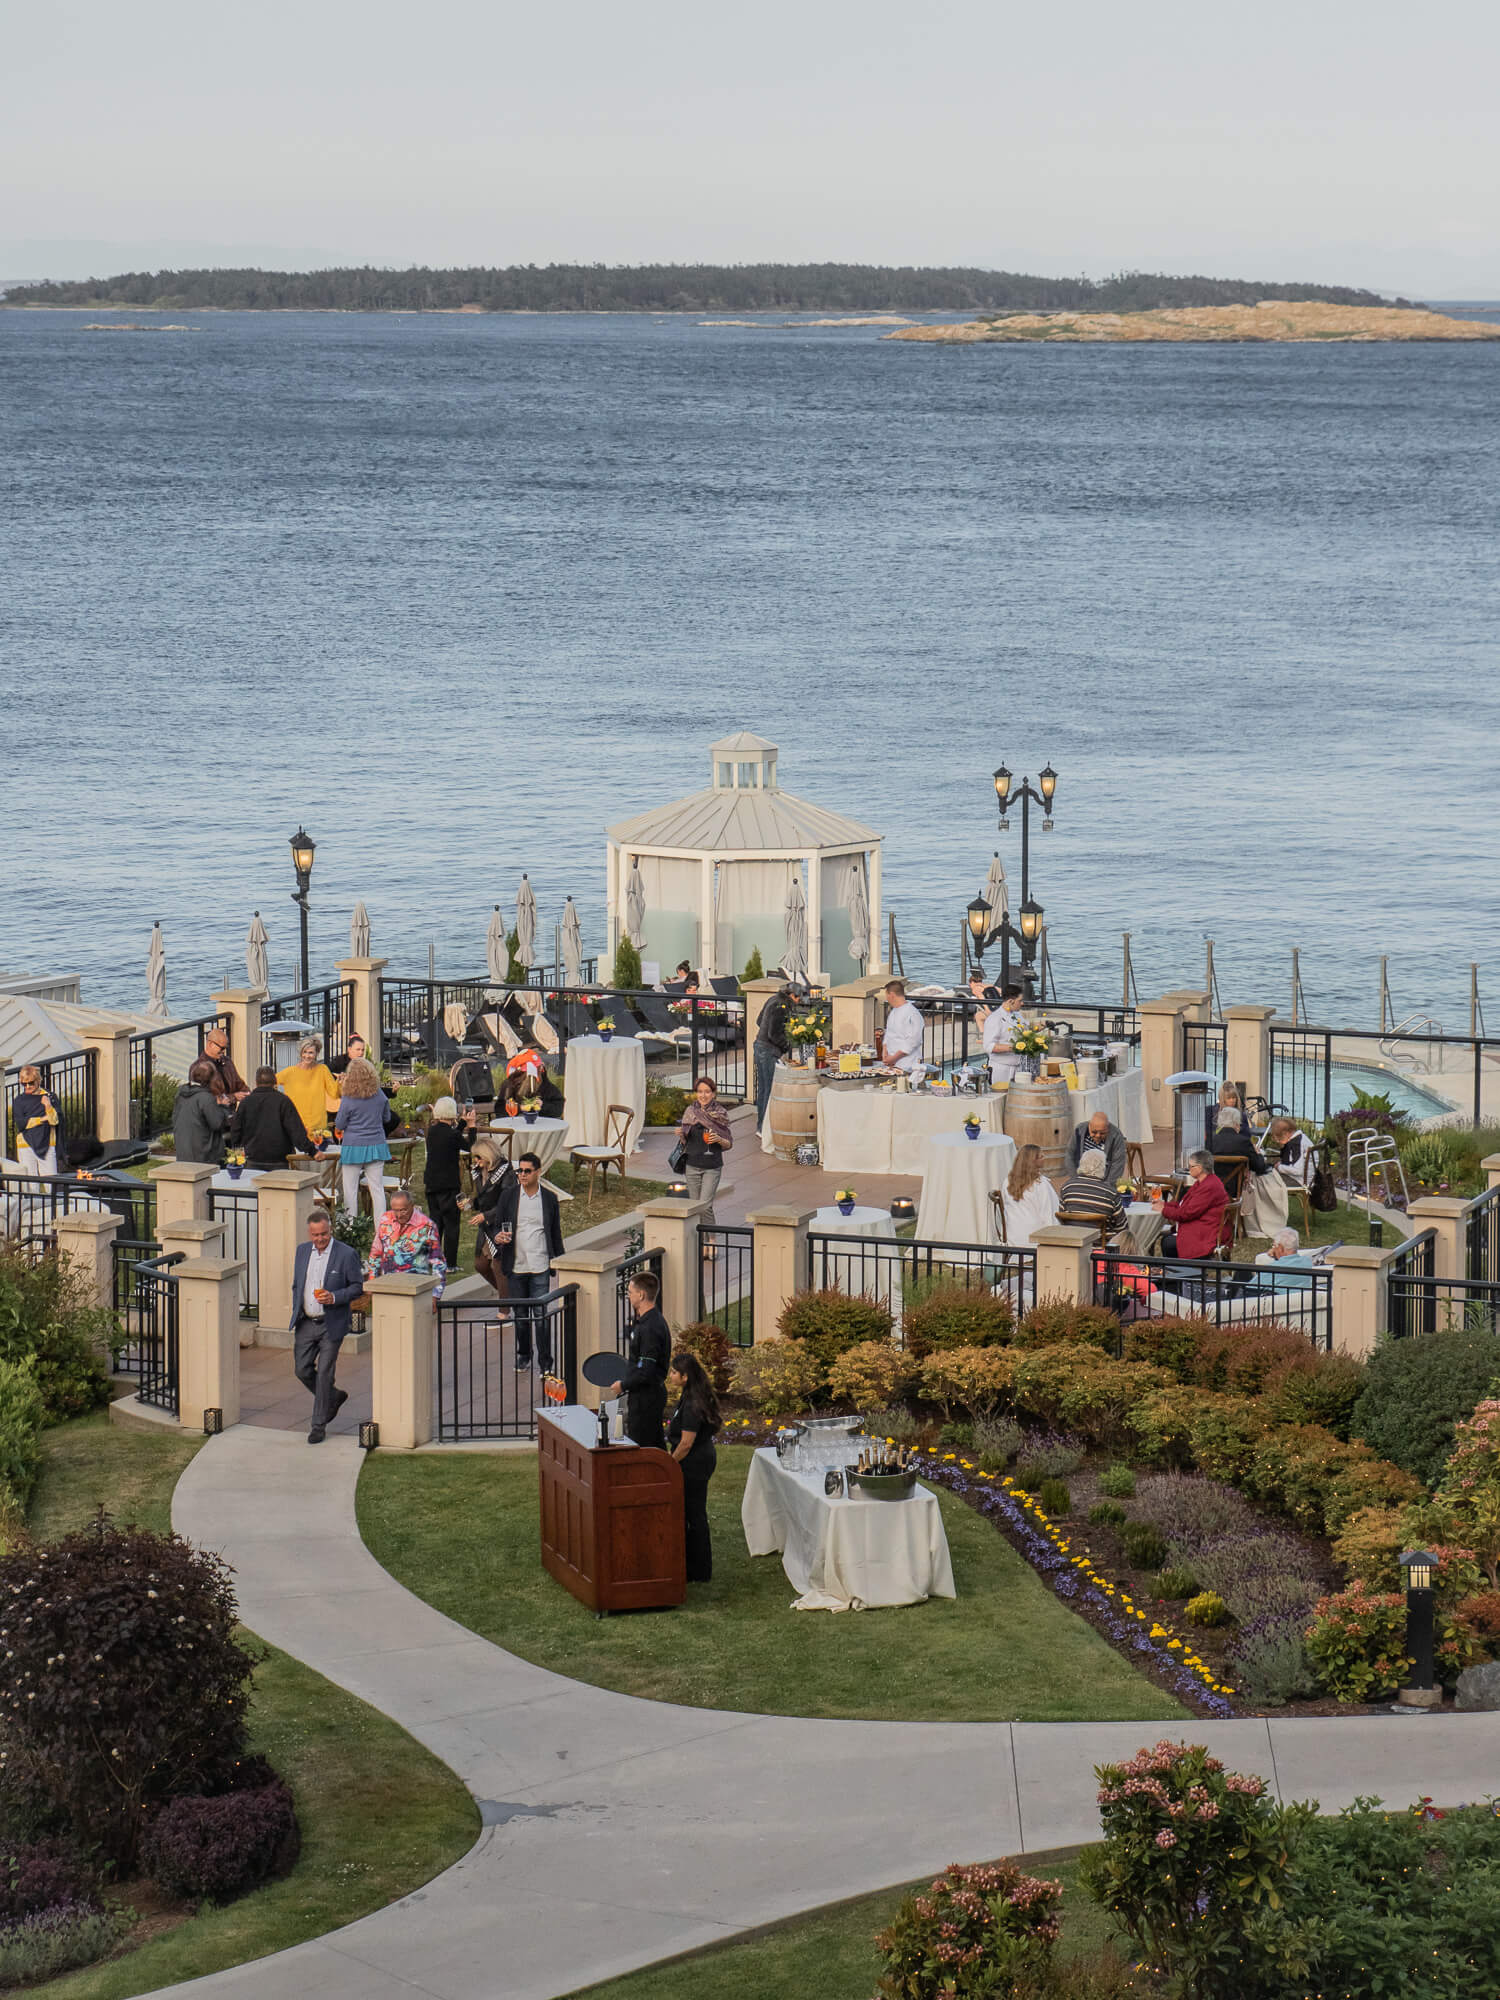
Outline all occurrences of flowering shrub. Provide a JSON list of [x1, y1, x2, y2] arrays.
[[1454, 1588, 1500, 1650], [728, 1340, 823, 1418], [827, 1340, 917, 1412], [1012, 1434, 1084, 1489], [0, 1901, 129, 1987], [141, 1769, 300, 1906], [671, 1321, 732, 1395], [1305, 1585, 1411, 1701], [777, 1288, 893, 1375], [874, 1859, 1062, 1998], [1082, 1741, 1317, 2000], [0, 1245, 116, 1421], [1012, 1348, 1170, 1446], [902, 1284, 1015, 1358], [917, 1346, 1016, 1418], [1433, 1398, 1500, 1586], [0, 1520, 257, 1869], [1184, 1591, 1228, 1627]]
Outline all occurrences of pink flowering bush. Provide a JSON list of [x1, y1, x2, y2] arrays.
[[1081, 1740, 1318, 2000], [875, 1859, 1062, 1998], [1433, 1397, 1500, 1586]]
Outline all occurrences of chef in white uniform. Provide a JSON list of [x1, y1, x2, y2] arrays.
[[880, 980, 927, 1076], [980, 985, 1029, 1084]]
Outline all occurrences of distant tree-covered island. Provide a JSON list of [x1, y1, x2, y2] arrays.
[[0, 262, 1412, 315]]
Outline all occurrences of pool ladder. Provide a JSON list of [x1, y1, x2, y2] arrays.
[[1379, 1012, 1443, 1072]]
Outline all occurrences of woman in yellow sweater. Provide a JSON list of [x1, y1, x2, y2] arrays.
[[275, 1036, 340, 1143]]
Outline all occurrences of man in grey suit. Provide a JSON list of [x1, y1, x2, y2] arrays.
[[1063, 1111, 1127, 1186], [290, 1211, 365, 1444]]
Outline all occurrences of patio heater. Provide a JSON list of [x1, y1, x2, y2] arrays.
[[1164, 1069, 1219, 1172], [289, 827, 317, 991]]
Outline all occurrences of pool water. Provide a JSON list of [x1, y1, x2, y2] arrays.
[[1325, 1064, 1458, 1121]]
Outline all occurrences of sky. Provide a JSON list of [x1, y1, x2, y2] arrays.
[[5, 0, 1499, 295]]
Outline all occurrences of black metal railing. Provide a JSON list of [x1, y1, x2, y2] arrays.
[[1468, 1185, 1500, 1283], [3, 1048, 99, 1160], [1389, 1270, 1500, 1340], [380, 979, 495, 1070], [538, 988, 748, 1103], [128, 1014, 230, 1141], [698, 1222, 754, 1345], [806, 1232, 1037, 1339], [110, 1236, 160, 1373], [1267, 1026, 1334, 1128], [1, 1173, 155, 1254], [1182, 1021, 1227, 1081], [615, 1248, 663, 1347], [434, 1287, 578, 1440], [261, 982, 355, 1064], [209, 1185, 259, 1316], [1092, 1247, 1332, 1350], [130, 1251, 184, 1414], [909, 996, 1142, 1077]]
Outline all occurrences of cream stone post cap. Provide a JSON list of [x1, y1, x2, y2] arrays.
[[1222, 1005, 1277, 1022], [364, 1272, 438, 1298], [55, 1210, 122, 1236], [1325, 1243, 1401, 1270], [152, 1162, 218, 1182], [746, 1205, 818, 1226], [255, 1168, 327, 1191], [551, 1249, 619, 1276], [1031, 1224, 1102, 1249], [173, 1258, 246, 1282], [640, 1196, 715, 1221], [334, 956, 389, 973], [1406, 1195, 1472, 1220]]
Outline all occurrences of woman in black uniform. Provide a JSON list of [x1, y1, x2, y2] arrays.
[[666, 1350, 719, 1583]]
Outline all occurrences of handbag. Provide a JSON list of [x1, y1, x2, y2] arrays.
[[667, 1139, 689, 1175]]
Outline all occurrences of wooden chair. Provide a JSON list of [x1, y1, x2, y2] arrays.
[[1057, 1208, 1117, 1249], [570, 1104, 634, 1202], [1213, 1156, 1248, 1252], [1125, 1142, 1147, 1185]]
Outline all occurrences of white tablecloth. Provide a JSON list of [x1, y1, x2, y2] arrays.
[[209, 1169, 263, 1312], [817, 1088, 1007, 1177], [1125, 1201, 1165, 1253], [488, 1115, 570, 1173], [1065, 1067, 1153, 1145], [807, 1205, 905, 1332], [916, 1130, 1017, 1244], [563, 1035, 646, 1151], [742, 1448, 956, 1611]]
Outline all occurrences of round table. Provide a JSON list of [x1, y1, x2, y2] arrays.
[[1125, 1201, 1165, 1254], [488, 1115, 570, 1174], [810, 1203, 896, 1239], [563, 1034, 646, 1151], [916, 1130, 1017, 1245]]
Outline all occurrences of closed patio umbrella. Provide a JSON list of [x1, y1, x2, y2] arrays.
[[486, 905, 509, 984], [847, 856, 870, 968], [561, 897, 584, 985], [624, 859, 646, 950], [515, 875, 537, 971], [350, 901, 371, 957], [146, 922, 169, 1020], [782, 869, 808, 987], [246, 912, 269, 992], [982, 852, 1009, 943]]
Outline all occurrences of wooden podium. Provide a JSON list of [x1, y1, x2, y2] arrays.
[[537, 1406, 685, 1613]]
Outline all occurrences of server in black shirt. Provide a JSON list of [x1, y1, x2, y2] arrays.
[[608, 1268, 671, 1449], [422, 1096, 475, 1268], [667, 1350, 720, 1583]]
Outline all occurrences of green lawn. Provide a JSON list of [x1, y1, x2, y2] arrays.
[[24, 1413, 479, 1999], [357, 1447, 1185, 1724], [565, 1848, 1117, 2000]]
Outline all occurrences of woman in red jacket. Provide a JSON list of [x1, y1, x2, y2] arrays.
[[1151, 1150, 1229, 1258]]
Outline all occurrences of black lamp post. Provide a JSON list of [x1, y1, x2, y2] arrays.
[[966, 895, 992, 962], [1399, 1548, 1440, 1707], [289, 827, 316, 993], [991, 764, 1057, 995]]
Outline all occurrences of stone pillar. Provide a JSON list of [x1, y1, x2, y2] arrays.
[[159, 1218, 227, 1261], [1137, 997, 1186, 1126], [255, 1169, 326, 1336], [152, 1162, 216, 1226], [335, 957, 388, 1057], [1166, 988, 1212, 1025], [1031, 1224, 1097, 1307], [210, 988, 267, 1081], [829, 975, 888, 1051], [740, 978, 785, 1051], [747, 1204, 815, 1344], [80, 1025, 133, 1143], [176, 1259, 244, 1430], [551, 1250, 620, 1410], [640, 1196, 713, 1333], [1327, 1243, 1399, 1361], [1485, 1154, 1500, 1193], [368, 1271, 437, 1449], [1407, 1196, 1471, 1283], [53, 1210, 121, 1317], [1223, 1005, 1275, 1107]]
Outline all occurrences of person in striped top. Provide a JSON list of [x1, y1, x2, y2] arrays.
[[1057, 1149, 1128, 1242]]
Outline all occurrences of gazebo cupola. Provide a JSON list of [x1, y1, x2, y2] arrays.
[[605, 732, 884, 985]]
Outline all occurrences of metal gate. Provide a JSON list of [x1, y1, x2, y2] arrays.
[[434, 1288, 578, 1440]]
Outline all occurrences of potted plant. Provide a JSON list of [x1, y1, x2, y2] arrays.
[[1011, 1022, 1050, 1079], [963, 1113, 982, 1142], [521, 1095, 541, 1125], [597, 1015, 616, 1044], [225, 1148, 247, 1180], [835, 1187, 857, 1218]]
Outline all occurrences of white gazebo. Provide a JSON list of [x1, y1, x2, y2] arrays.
[[605, 733, 883, 985]]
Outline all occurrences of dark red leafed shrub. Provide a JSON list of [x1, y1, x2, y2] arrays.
[[141, 1778, 300, 1906], [672, 1321, 732, 1395], [0, 1518, 256, 1870], [0, 1840, 97, 1922]]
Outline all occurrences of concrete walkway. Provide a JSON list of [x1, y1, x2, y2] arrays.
[[167, 1427, 1500, 1999]]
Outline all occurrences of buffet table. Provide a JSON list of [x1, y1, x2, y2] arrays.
[[1066, 1067, 1153, 1146], [741, 1448, 956, 1612], [916, 1130, 1017, 1244], [816, 1086, 1008, 1177], [562, 1035, 646, 1151]]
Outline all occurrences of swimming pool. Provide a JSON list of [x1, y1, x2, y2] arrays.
[[1324, 1063, 1457, 1121]]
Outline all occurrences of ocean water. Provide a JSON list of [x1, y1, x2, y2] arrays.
[[2, 308, 1497, 1029]]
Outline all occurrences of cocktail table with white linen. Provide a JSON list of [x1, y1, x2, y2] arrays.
[[741, 1448, 956, 1612], [562, 1035, 646, 1151], [916, 1130, 1017, 1244], [817, 1087, 1007, 1177], [488, 1115, 570, 1173]]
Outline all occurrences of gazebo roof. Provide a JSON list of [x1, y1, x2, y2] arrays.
[[607, 788, 877, 853]]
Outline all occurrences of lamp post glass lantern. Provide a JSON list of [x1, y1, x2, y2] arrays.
[[966, 895, 992, 961], [289, 827, 317, 991]]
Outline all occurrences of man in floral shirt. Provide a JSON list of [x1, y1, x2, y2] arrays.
[[366, 1188, 448, 1301]]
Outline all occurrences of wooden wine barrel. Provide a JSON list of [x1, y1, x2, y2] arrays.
[[768, 1062, 822, 1161], [1003, 1075, 1070, 1179]]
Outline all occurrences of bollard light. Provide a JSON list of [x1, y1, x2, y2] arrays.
[[665, 1180, 690, 1198], [202, 1407, 223, 1436], [1398, 1548, 1439, 1707], [359, 1421, 380, 1451], [889, 1196, 916, 1222]]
